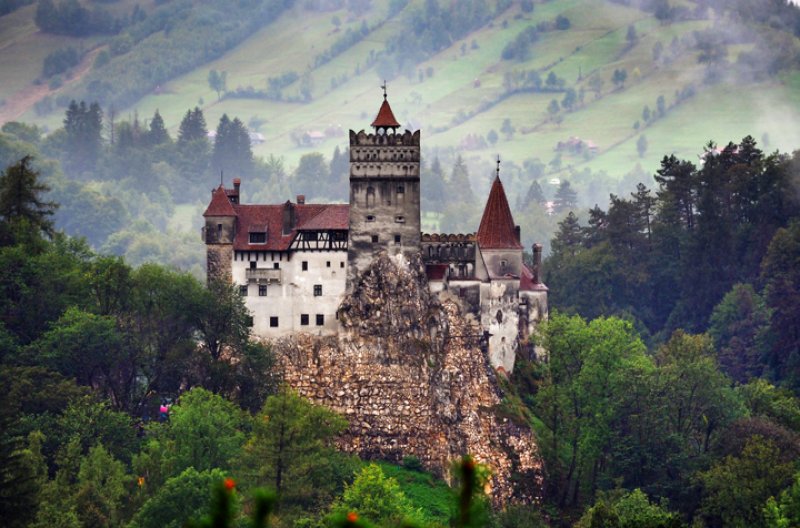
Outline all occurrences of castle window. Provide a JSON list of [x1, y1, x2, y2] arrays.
[[302, 261, 308, 271], [270, 316, 279, 328], [497, 310, 503, 323], [314, 284, 322, 296], [395, 215, 405, 223], [239, 285, 248, 296], [250, 261, 256, 269], [371, 235, 379, 243], [249, 232, 266, 244], [316, 314, 324, 326], [340, 261, 345, 268], [273, 262, 279, 269], [259, 285, 267, 296], [217, 224, 222, 237], [500, 259, 508, 274], [366, 215, 375, 222], [326, 261, 331, 268], [397, 185, 404, 193], [300, 314, 309, 326], [394, 235, 401, 244]]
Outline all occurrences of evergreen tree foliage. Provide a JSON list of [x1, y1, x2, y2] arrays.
[[212, 115, 253, 178], [147, 110, 170, 147], [0, 156, 57, 244], [62, 100, 103, 177], [553, 180, 578, 214], [236, 388, 352, 516]]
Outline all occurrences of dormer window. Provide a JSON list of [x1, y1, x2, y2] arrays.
[[249, 232, 267, 244]]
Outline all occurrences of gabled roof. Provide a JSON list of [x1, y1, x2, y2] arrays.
[[371, 98, 401, 128], [232, 203, 349, 251], [204, 185, 236, 216], [297, 204, 349, 230], [477, 177, 522, 250]]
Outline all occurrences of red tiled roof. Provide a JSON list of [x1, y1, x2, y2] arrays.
[[371, 98, 401, 128], [477, 177, 522, 249], [297, 204, 349, 230], [520, 264, 548, 292], [232, 203, 349, 251], [203, 185, 237, 216]]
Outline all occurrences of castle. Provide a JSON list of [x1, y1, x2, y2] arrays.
[[203, 92, 547, 373]]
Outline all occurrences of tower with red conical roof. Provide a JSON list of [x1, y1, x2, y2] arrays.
[[203, 184, 238, 282], [347, 86, 421, 285]]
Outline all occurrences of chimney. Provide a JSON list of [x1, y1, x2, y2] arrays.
[[296, 194, 305, 205], [514, 225, 521, 244], [233, 178, 241, 193], [532, 243, 543, 284], [282, 201, 295, 235]]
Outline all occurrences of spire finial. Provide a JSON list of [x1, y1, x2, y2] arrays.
[[220, 169, 224, 187], [496, 155, 501, 179], [381, 80, 387, 100]]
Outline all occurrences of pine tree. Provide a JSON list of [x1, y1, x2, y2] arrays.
[[62, 100, 103, 177], [212, 115, 253, 178], [553, 180, 578, 214], [0, 156, 57, 244], [450, 156, 475, 206], [178, 107, 208, 145], [147, 109, 170, 146]]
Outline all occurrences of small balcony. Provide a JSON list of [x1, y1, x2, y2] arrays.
[[246, 268, 282, 283]]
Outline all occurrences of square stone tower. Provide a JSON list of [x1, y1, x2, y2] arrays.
[[347, 92, 421, 286]]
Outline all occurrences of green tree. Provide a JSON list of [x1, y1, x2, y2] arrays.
[[575, 489, 682, 528], [562, 88, 577, 111], [329, 464, 422, 526], [147, 110, 171, 147], [708, 283, 772, 382], [761, 221, 800, 388], [637, 135, 648, 158], [236, 389, 351, 516], [698, 437, 794, 528], [62, 100, 103, 177], [764, 472, 800, 528], [208, 70, 227, 101], [163, 388, 246, 475], [553, 180, 577, 214], [449, 155, 475, 206], [487, 129, 498, 145], [212, 114, 253, 178], [0, 156, 57, 244], [294, 152, 330, 200], [612, 69, 628, 89], [129, 468, 228, 528], [74, 444, 129, 528]]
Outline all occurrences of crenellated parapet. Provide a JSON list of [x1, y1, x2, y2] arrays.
[[349, 129, 420, 147]]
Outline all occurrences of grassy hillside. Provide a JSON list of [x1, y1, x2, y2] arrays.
[[3, 0, 800, 210]]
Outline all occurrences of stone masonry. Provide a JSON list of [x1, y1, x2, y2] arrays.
[[273, 251, 543, 506]]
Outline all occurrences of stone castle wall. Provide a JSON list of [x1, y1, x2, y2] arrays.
[[272, 252, 543, 506]]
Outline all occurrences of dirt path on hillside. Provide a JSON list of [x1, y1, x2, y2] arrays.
[[0, 46, 102, 125]]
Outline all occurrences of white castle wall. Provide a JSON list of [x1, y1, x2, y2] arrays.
[[232, 249, 347, 337]]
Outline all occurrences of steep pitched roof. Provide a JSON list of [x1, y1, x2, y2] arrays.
[[477, 177, 522, 249], [520, 264, 548, 292], [371, 98, 401, 128], [297, 204, 349, 230], [203, 185, 236, 216], [232, 203, 349, 251]]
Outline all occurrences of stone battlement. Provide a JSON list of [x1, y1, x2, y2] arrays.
[[349, 129, 420, 147]]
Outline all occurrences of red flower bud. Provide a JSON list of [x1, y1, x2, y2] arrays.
[[224, 477, 236, 491], [347, 511, 359, 523]]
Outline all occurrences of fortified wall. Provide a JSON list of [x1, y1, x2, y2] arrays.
[[273, 252, 543, 505]]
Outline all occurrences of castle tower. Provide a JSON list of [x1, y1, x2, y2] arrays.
[[203, 184, 237, 283], [347, 88, 421, 285]]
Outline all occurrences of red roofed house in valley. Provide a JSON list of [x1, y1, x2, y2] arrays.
[[204, 92, 547, 372]]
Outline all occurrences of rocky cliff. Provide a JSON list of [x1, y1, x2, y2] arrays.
[[272, 252, 542, 505]]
